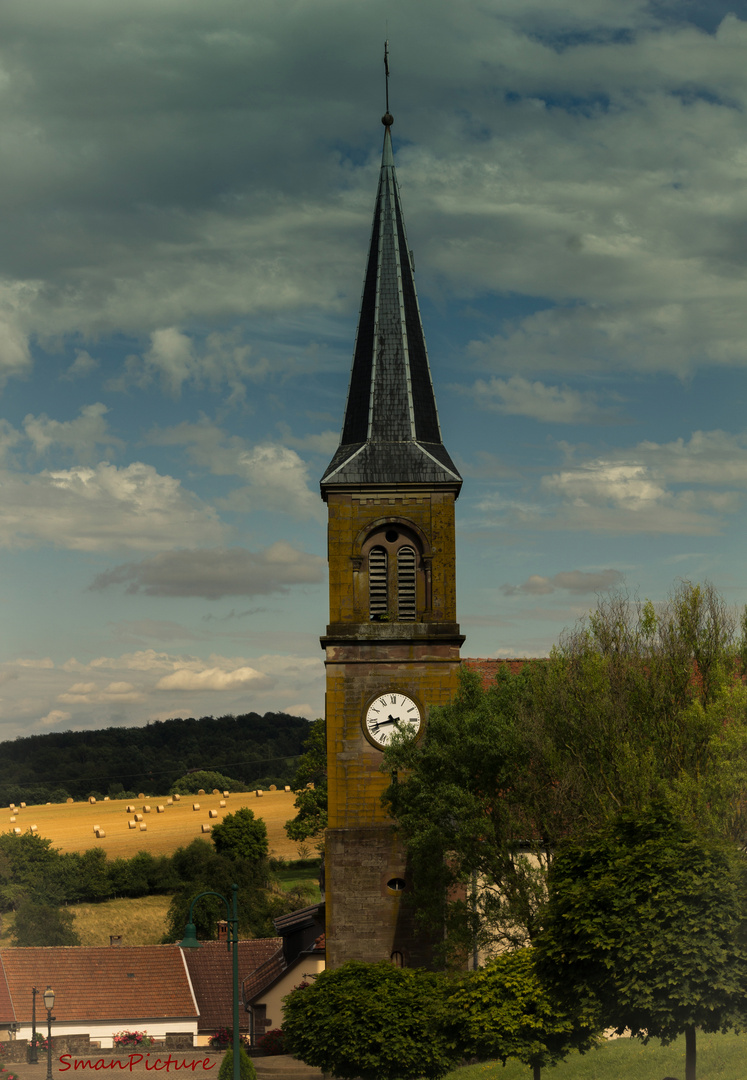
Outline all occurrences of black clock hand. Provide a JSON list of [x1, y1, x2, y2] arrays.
[[370, 716, 401, 733]]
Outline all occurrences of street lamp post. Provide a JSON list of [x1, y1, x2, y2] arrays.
[[179, 885, 240, 1080], [43, 986, 55, 1080], [29, 987, 39, 1064]]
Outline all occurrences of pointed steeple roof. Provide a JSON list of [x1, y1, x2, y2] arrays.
[[321, 118, 462, 493]]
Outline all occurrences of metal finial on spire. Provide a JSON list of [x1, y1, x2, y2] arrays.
[[382, 40, 393, 127]]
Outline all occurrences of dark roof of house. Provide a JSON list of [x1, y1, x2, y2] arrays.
[[241, 948, 286, 1005], [183, 938, 282, 1033], [321, 121, 461, 492], [0, 946, 197, 1023], [272, 903, 322, 936]]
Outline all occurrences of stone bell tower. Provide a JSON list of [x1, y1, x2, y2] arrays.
[[320, 71, 464, 968]]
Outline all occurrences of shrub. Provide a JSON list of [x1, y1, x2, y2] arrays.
[[256, 1029, 285, 1055], [217, 1048, 257, 1080], [282, 961, 458, 1080]]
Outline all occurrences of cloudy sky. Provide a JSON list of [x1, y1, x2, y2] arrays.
[[0, 0, 746, 740]]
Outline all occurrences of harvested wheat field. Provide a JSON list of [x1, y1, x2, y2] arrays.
[[4, 790, 301, 859]]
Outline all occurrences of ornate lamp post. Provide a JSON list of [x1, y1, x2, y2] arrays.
[[179, 885, 240, 1080], [43, 986, 55, 1080]]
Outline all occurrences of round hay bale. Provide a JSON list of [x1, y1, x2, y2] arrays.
[[95, 829, 106, 838], [138, 793, 145, 799], [192, 803, 200, 811], [143, 805, 151, 813], [134, 813, 143, 822], [139, 823, 147, 832], [20, 802, 26, 808], [128, 821, 137, 829], [284, 785, 291, 792], [93, 825, 100, 833], [157, 805, 165, 813], [198, 788, 206, 796], [66, 798, 74, 804], [208, 810, 218, 819], [167, 798, 173, 805], [269, 785, 277, 791], [89, 796, 96, 803], [13, 827, 21, 835], [30, 825, 37, 833], [219, 800, 226, 808], [223, 791, 230, 798], [255, 790, 263, 797], [9, 816, 15, 823], [173, 794, 181, 801], [201, 824, 212, 833], [104, 796, 110, 802], [212, 788, 220, 795]]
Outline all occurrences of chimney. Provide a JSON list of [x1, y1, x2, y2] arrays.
[[217, 921, 228, 943], [110, 935, 123, 947]]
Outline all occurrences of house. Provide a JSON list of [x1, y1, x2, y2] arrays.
[[0, 945, 198, 1048], [243, 904, 326, 1038], [182, 937, 281, 1046]]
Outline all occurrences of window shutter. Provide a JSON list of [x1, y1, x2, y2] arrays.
[[369, 546, 388, 619], [397, 546, 416, 621]]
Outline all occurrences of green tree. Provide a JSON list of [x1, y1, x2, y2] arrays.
[[282, 961, 458, 1080], [11, 897, 81, 946], [217, 1048, 256, 1080], [534, 806, 747, 1080], [161, 839, 292, 942], [284, 718, 327, 842], [212, 808, 268, 863], [383, 581, 747, 959], [170, 770, 243, 795], [447, 948, 599, 1080]]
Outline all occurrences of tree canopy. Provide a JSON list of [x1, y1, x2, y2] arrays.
[[284, 717, 327, 843], [534, 805, 747, 1080], [211, 807, 269, 863], [282, 961, 458, 1080], [383, 580, 747, 960]]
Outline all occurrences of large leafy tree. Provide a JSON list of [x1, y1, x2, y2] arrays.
[[383, 580, 747, 959], [284, 717, 327, 843], [212, 807, 269, 863], [446, 948, 599, 1080], [534, 806, 747, 1080], [11, 897, 81, 946], [282, 961, 458, 1080]]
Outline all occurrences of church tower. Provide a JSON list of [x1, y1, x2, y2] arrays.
[[320, 81, 464, 969]]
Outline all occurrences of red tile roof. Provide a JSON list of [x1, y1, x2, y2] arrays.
[[183, 939, 282, 1033], [0, 954, 15, 1024], [462, 658, 538, 689], [241, 948, 286, 1005], [0, 946, 197, 1023]]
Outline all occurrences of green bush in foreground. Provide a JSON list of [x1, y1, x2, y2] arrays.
[[216, 1048, 256, 1080], [283, 961, 458, 1080]]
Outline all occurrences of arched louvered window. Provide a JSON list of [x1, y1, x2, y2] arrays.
[[397, 546, 417, 621], [368, 546, 388, 620]]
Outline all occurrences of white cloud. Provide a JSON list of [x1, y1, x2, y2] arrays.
[[23, 403, 124, 460], [0, 461, 226, 551], [90, 541, 325, 599], [219, 444, 324, 520], [155, 665, 270, 691], [465, 375, 622, 423], [502, 568, 624, 596], [39, 709, 71, 727]]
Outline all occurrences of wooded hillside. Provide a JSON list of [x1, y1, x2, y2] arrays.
[[0, 711, 311, 804]]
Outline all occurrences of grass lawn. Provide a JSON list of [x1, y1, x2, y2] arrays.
[[274, 862, 322, 903], [446, 1030, 747, 1079]]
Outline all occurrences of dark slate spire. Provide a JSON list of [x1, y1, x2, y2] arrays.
[[321, 113, 462, 492]]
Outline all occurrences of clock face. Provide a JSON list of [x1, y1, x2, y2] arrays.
[[364, 692, 422, 748]]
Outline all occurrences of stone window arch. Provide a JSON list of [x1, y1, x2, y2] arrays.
[[360, 523, 429, 621]]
